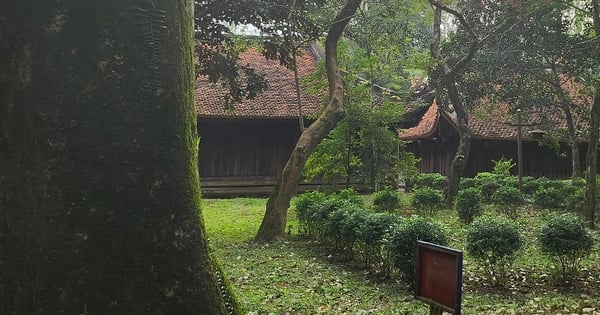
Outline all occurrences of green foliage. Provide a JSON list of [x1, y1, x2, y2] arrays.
[[397, 150, 421, 190], [480, 181, 502, 202], [474, 172, 505, 201], [204, 197, 600, 313], [293, 191, 328, 235], [459, 177, 479, 189], [372, 187, 401, 212], [411, 187, 444, 216], [538, 213, 595, 284], [195, 0, 324, 105], [324, 202, 367, 255], [414, 173, 447, 192], [491, 186, 525, 218], [454, 187, 484, 224], [213, 256, 243, 315], [565, 186, 585, 211], [492, 157, 516, 177], [332, 188, 364, 207], [304, 83, 406, 189], [385, 216, 448, 288], [533, 187, 564, 209], [466, 215, 523, 287], [355, 212, 397, 267], [521, 176, 546, 196]]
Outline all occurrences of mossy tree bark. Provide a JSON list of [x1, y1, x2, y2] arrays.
[[254, 0, 363, 242], [0, 1, 228, 314]]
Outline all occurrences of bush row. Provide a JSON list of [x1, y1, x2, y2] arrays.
[[411, 172, 598, 222], [294, 190, 596, 288], [467, 212, 595, 286], [293, 189, 447, 289]]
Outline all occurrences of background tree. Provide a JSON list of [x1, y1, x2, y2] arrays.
[[460, 1, 594, 179], [0, 1, 231, 313], [583, 0, 600, 228], [194, 0, 323, 107], [428, 0, 542, 202], [456, 0, 599, 226], [304, 0, 431, 191], [304, 81, 407, 190], [255, 0, 364, 241]]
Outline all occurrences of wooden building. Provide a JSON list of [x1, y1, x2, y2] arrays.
[[195, 45, 324, 196], [399, 99, 589, 178]]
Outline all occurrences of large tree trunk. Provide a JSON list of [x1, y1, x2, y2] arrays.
[[0, 1, 229, 314], [255, 0, 363, 242]]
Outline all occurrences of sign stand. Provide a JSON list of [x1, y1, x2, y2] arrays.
[[429, 305, 444, 315], [415, 241, 463, 315]]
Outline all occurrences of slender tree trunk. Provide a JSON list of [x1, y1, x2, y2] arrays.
[[583, 0, 600, 229], [255, 0, 363, 242], [429, 4, 474, 203], [554, 68, 582, 178], [584, 90, 600, 229], [562, 105, 582, 178], [0, 1, 229, 314], [445, 78, 472, 203]]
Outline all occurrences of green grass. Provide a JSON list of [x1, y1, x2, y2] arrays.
[[202, 197, 600, 314]]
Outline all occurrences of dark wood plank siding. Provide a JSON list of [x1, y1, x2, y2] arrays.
[[406, 136, 584, 179], [198, 118, 301, 178]]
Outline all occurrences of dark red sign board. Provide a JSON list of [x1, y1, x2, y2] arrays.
[[415, 241, 463, 315]]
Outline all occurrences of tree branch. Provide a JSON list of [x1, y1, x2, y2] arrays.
[[325, 0, 362, 96]]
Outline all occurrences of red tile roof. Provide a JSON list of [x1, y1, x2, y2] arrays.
[[399, 90, 590, 141], [398, 99, 440, 140], [195, 47, 324, 119]]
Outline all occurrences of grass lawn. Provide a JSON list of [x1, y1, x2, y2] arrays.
[[202, 197, 600, 315]]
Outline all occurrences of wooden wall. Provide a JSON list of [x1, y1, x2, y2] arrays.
[[405, 120, 584, 179], [197, 118, 302, 196]]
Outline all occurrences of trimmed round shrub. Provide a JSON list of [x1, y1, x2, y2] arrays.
[[491, 186, 525, 218], [385, 216, 448, 289], [459, 177, 479, 189], [499, 176, 519, 188], [466, 215, 523, 286], [521, 177, 545, 197], [565, 187, 585, 211], [533, 187, 564, 208], [321, 202, 369, 258], [538, 213, 595, 283], [355, 212, 397, 267], [293, 191, 328, 235], [332, 188, 364, 207], [454, 187, 484, 224], [411, 187, 444, 216], [372, 187, 401, 212], [480, 180, 502, 202], [414, 173, 447, 191]]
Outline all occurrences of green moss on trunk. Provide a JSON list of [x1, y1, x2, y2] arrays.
[[0, 1, 228, 313]]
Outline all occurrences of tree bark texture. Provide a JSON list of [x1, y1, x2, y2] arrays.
[[429, 4, 474, 203], [584, 0, 600, 229], [562, 105, 582, 178], [444, 77, 472, 203], [0, 1, 228, 314], [255, 0, 363, 242], [584, 89, 600, 229]]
